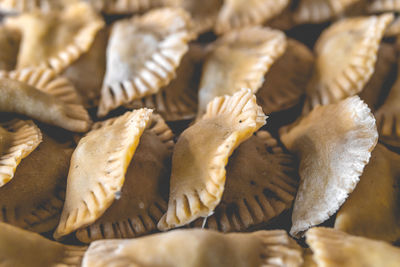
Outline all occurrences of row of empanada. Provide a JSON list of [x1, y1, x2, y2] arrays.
[[2, 221, 400, 267]]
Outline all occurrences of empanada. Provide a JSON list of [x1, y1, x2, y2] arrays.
[[306, 227, 400, 267], [125, 43, 205, 121], [294, 0, 361, 24], [75, 114, 174, 243], [193, 131, 298, 232], [0, 134, 72, 233], [4, 2, 104, 73], [82, 229, 303, 267], [0, 25, 20, 71], [0, 0, 79, 13], [181, 0, 223, 35], [368, 0, 400, 13], [87, 0, 180, 15], [0, 68, 91, 132], [198, 26, 286, 116], [303, 14, 393, 114], [158, 89, 266, 230], [335, 144, 400, 242], [54, 109, 153, 239], [281, 96, 378, 237], [0, 119, 42, 187], [0, 222, 85, 267], [215, 0, 289, 34], [97, 8, 192, 117], [257, 38, 314, 114]]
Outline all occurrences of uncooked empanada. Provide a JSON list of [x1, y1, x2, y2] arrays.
[[0, 0, 79, 13], [281, 96, 378, 237], [87, 0, 180, 15], [97, 8, 192, 117], [126, 43, 205, 121], [82, 229, 303, 267], [181, 0, 222, 35], [0, 68, 91, 132], [335, 144, 400, 242], [375, 64, 400, 147], [0, 119, 42, 187], [257, 38, 314, 114], [54, 109, 153, 239], [0, 26, 20, 71], [306, 227, 400, 267], [158, 89, 266, 230], [303, 14, 393, 114], [75, 114, 174, 243], [4, 2, 104, 73], [62, 28, 108, 108], [215, 0, 289, 34], [198, 26, 286, 116], [293, 0, 361, 24], [359, 43, 396, 111], [0, 222, 85, 267], [368, 0, 400, 13], [192, 131, 298, 232], [0, 134, 72, 233]]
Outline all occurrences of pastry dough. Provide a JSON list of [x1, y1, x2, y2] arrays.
[[335, 144, 400, 242], [87, 0, 180, 15], [54, 109, 153, 239], [75, 114, 174, 243], [126, 43, 205, 121], [0, 0, 80, 13], [0, 68, 91, 132], [0, 25, 20, 71], [0, 119, 42, 187], [368, 0, 400, 13], [158, 89, 266, 230], [198, 26, 286, 116], [303, 14, 393, 114], [181, 0, 223, 35], [294, 0, 361, 24], [0, 222, 85, 267], [193, 131, 298, 232], [306, 227, 400, 267], [0, 134, 73, 233], [215, 0, 289, 34], [4, 2, 104, 73], [82, 229, 303, 267], [257, 38, 314, 114], [98, 8, 192, 117], [281, 96, 378, 237], [62, 28, 108, 108]]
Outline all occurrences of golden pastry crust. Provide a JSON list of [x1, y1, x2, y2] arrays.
[[0, 119, 42, 187], [62, 28, 108, 108], [281, 96, 378, 237], [4, 2, 104, 73], [192, 131, 298, 232], [98, 8, 192, 117], [88, 0, 180, 15], [198, 26, 287, 116], [181, 0, 222, 35], [306, 227, 400, 267], [0, 222, 85, 267], [75, 114, 174, 243], [125, 43, 205, 121], [215, 0, 289, 34], [0, 68, 92, 132], [368, 0, 400, 13], [82, 229, 303, 267], [158, 89, 266, 230], [303, 14, 393, 114], [293, 0, 361, 24], [0, 26, 20, 71], [54, 109, 153, 239], [257, 38, 314, 114], [0, 0, 80, 13], [335, 144, 400, 242], [0, 134, 72, 233]]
